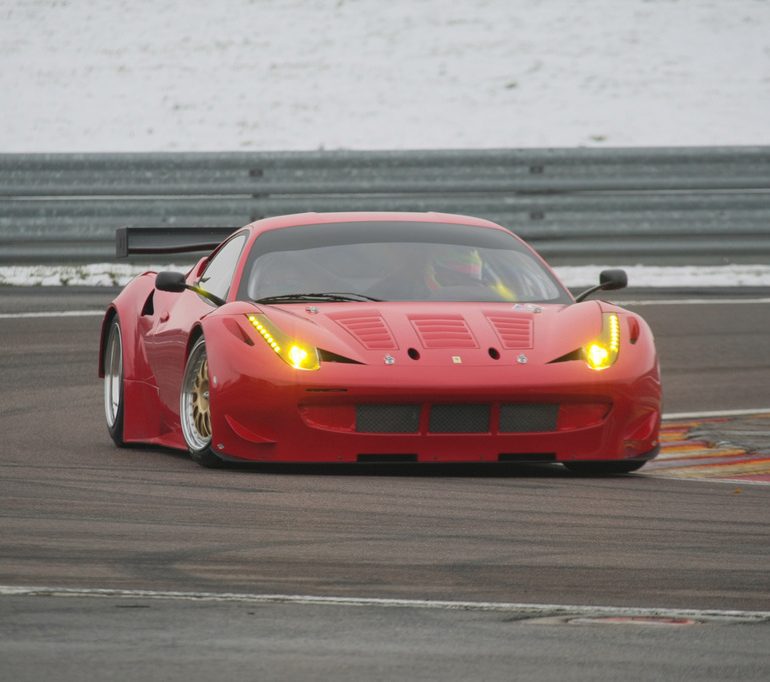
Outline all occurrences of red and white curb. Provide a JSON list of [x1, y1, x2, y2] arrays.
[[648, 410, 770, 485]]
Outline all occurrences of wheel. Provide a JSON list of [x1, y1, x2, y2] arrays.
[[103, 317, 126, 447], [563, 460, 647, 475], [180, 336, 223, 468]]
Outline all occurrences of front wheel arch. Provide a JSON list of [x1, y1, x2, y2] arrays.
[[98, 307, 118, 378]]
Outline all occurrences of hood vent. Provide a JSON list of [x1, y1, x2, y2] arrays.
[[485, 313, 534, 349], [409, 314, 477, 349], [329, 312, 397, 350]]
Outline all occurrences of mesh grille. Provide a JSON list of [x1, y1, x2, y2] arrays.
[[499, 404, 559, 432], [356, 404, 420, 433], [429, 404, 490, 433]]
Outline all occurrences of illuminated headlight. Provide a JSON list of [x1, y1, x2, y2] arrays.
[[246, 314, 320, 371], [582, 313, 620, 371]]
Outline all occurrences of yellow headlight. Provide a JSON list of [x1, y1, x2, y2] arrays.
[[246, 314, 320, 371], [585, 344, 610, 369], [287, 344, 320, 370], [582, 313, 620, 371]]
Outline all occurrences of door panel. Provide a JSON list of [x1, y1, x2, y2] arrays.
[[143, 289, 213, 419]]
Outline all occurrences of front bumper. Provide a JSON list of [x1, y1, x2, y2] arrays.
[[207, 359, 662, 464]]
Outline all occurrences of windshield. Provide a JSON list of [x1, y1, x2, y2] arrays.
[[237, 221, 571, 304]]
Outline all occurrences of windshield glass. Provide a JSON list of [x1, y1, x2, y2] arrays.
[[238, 221, 571, 304]]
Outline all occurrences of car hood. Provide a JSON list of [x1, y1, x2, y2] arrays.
[[247, 300, 607, 367]]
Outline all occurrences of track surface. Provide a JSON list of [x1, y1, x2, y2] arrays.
[[1, 287, 769, 680]]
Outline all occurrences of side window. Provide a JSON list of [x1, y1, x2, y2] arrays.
[[198, 233, 247, 302]]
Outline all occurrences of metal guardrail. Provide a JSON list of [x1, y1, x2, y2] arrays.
[[1, 147, 768, 264]]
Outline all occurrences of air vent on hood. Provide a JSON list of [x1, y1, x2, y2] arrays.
[[484, 313, 533, 349], [409, 314, 477, 349], [329, 312, 397, 350]]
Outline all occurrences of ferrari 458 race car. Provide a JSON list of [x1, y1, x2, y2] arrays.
[[100, 212, 661, 471]]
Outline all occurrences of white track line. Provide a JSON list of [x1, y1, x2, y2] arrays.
[[0, 310, 104, 319], [1, 312, 768, 421], [0, 313, 766, 421], [2, 298, 770, 319], [662, 408, 770, 419], [622, 298, 770, 306], [0, 586, 767, 623]]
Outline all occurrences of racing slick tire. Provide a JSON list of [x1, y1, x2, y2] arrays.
[[563, 460, 647, 475], [180, 335, 224, 468], [103, 317, 126, 447]]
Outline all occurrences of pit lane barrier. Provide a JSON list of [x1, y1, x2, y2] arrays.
[[1, 146, 768, 264]]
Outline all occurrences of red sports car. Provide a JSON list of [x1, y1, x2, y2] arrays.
[[100, 212, 661, 472]]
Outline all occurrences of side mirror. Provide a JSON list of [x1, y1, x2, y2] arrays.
[[155, 270, 227, 306], [599, 269, 628, 291], [574, 269, 628, 302], [155, 271, 187, 293]]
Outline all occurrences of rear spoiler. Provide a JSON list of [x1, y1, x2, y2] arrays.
[[115, 227, 239, 258]]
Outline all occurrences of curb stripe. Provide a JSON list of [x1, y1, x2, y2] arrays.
[[648, 411, 770, 485]]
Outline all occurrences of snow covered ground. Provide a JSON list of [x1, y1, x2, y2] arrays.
[[1, 1, 768, 287], [2, 0, 769, 151], [3, 263, 770, 288]]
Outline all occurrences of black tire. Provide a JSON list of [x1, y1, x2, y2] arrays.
[[103, 317, 126, 447], [563, 460, 647, 475], [180, 336, 224, 468]]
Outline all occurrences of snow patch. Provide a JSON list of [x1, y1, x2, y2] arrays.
[[555, 265, 770, 288], [3, 264, 770, 289], [2, 0, 769, 151], [0, 263, 183, 288]]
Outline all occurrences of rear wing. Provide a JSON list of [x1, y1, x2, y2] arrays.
[[115, 227, 239, 258]]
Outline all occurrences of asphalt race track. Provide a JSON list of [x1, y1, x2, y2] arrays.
[[1, 287, 770, 681]]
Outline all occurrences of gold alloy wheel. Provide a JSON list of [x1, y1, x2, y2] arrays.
[[191, 357, 211, 440], [180, 338, 213, 453]]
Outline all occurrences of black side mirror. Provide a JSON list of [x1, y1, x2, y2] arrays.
[[155, 271, 187, 293], [155, 270, 226, 306], [599, 269, 628, 291], [574, 269, 628, 303]]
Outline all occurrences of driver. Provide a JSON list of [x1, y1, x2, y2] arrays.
[[425, 246, 483, 289], [425, 246, 517, 300]]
